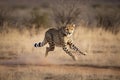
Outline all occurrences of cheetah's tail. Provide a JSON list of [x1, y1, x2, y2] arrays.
[[34, 38, 47, 47]]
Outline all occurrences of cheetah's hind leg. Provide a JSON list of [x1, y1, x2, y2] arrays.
[[45, 47, 49, 57], [45, 42, 55, 57]]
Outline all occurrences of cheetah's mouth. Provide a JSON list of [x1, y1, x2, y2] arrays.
[[65, 32, 72, 36]]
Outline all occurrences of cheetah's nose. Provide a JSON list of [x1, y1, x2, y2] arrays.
[[68, 32, 71, 35]]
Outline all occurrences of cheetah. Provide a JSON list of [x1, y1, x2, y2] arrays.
[[34, 24, 86, 60]]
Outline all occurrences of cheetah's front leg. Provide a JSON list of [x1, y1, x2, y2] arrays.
[[68, 42, 86, 55], [62, 44, 77, 61]]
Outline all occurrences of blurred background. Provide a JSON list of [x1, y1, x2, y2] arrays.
[[0, 0, 120, 64], [0, 0, 120, 80]]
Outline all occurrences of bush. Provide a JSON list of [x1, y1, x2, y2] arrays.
[[30, 8, 49, 29], [93, 4, 120, 34]]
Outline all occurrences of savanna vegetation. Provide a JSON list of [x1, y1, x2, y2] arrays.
[[0, 0, 120, 34], [0, 0, 120, 80]]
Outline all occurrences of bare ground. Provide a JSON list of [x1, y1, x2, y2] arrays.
[[0, 63, 120, 80]]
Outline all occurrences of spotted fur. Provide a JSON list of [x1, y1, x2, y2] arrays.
[[34, 24, 86, 60]]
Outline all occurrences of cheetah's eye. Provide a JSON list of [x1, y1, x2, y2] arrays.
[[66, 28, 69, 31]]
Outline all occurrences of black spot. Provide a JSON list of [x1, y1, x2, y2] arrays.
[[38, 42, 41, 47], [34, 43, 38, 47]]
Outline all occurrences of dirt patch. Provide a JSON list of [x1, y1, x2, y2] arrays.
[[0, 64, 120, 80]]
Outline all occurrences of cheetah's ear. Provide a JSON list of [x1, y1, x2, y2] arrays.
[[72, 24, 76, 28]]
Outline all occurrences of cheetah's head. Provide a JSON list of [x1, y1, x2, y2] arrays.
[[62, 24, 75, 36]]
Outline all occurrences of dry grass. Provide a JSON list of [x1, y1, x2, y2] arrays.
[[0, 26, 120, 65], [0, 27, 120, 80], [0, 65, 120, 80]]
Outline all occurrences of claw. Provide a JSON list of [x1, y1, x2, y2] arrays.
[[78, 51, 87, 56], [82, 52, 86, 55], [82, 52, 87, 55]]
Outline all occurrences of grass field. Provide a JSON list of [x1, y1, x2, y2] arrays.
[[0, 64, 120, 80], [0, 27, 120, 80]]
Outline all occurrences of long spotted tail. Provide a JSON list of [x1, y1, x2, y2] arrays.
[[34, 39, 47, 47]]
